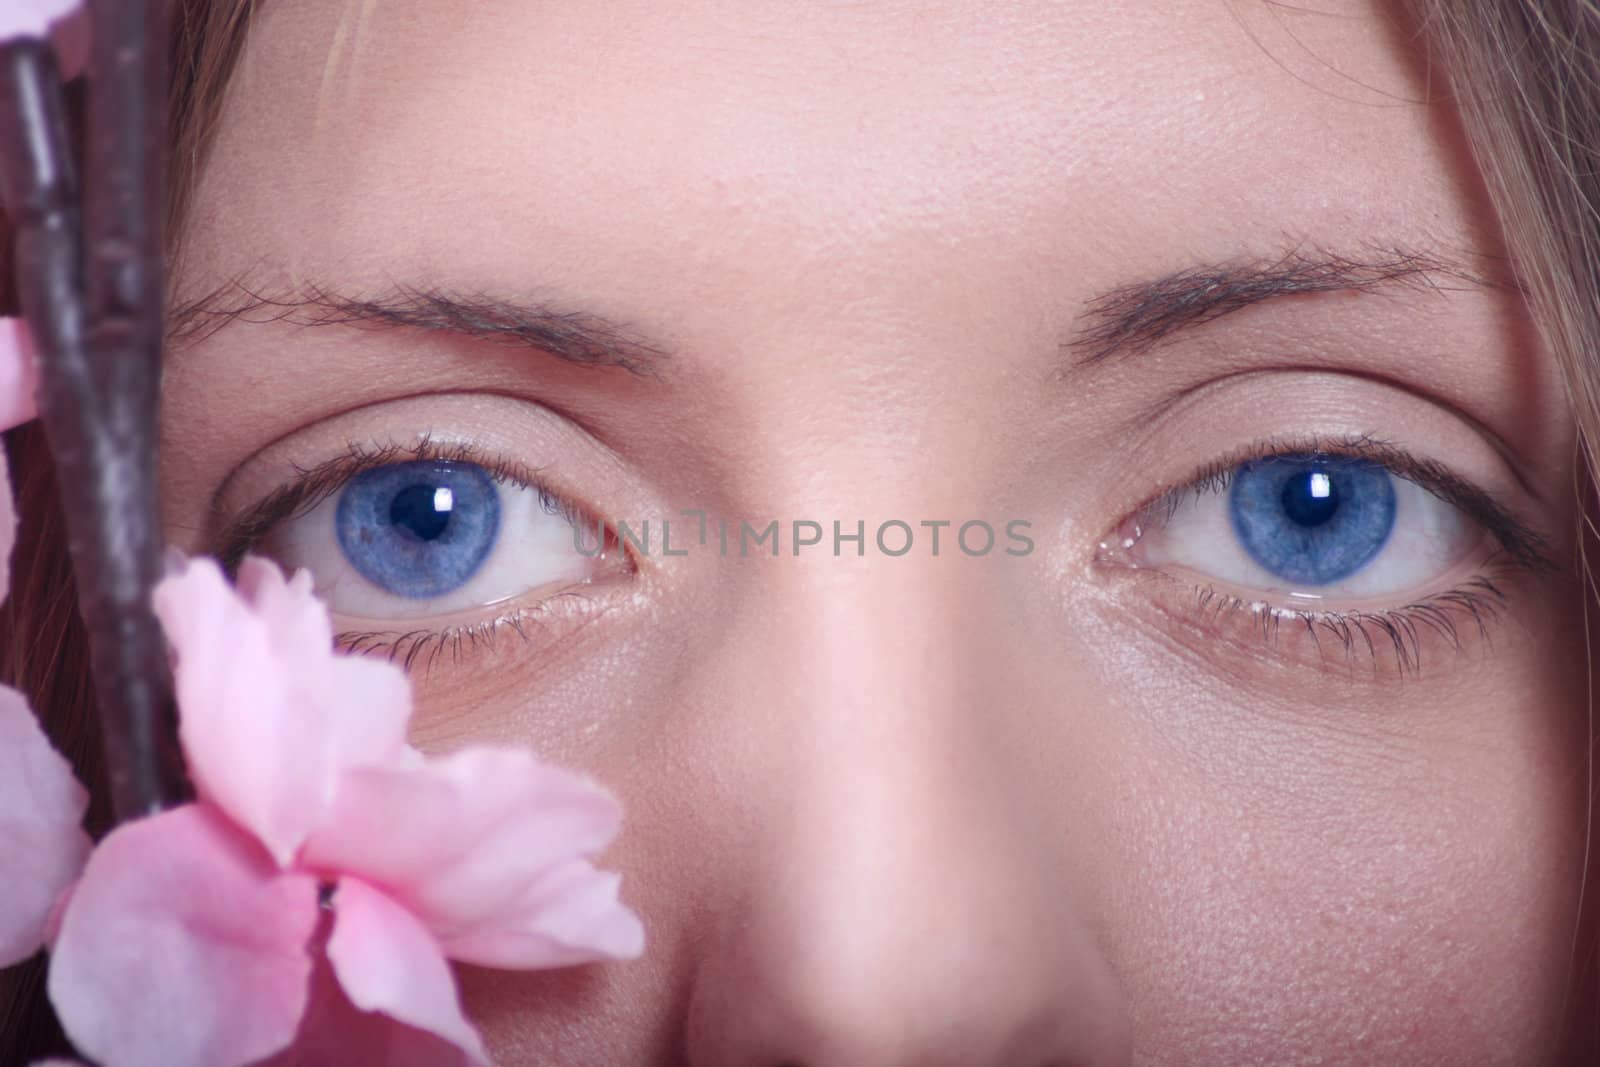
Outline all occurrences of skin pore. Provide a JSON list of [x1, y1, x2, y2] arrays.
[[158, 1, 1590, 1063]]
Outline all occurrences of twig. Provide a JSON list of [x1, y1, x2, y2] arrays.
[[0, 5, 190, 821]]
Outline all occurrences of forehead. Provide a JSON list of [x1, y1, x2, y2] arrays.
[[178, 0, 1477, 352]]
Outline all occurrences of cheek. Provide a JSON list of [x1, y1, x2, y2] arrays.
[[1113, 761, 1582, 1061], [410, 563, 1589, 1062], [1098, 619, 1589, 1060]]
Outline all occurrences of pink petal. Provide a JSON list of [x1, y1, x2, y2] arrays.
[[233, 558, 333, 665], [0, 450, 16, 604], [151, 556, 411, 865], [326, 878, 488, 1066], [0, 686, 90, 967], [235, 556, 414, 772], [0, 320, 36, 603], [303, 747, 642, 966], [0, 319, 40, 431], [256, 947, 484, 1067], [436, 857, 645, 969], [47, 806, 319, 1067]]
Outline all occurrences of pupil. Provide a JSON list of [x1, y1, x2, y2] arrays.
[[389, 483, 452, 542], [1281, 468, 1339, 527]]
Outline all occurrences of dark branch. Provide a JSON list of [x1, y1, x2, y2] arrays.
[[0, 9, 190, 821]]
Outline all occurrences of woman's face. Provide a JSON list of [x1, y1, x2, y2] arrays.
[[160, 0, 1592, 1062]]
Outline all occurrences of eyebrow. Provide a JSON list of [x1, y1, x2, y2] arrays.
[[1068, 245, 1503, 365], [167, 280, 671, 376]]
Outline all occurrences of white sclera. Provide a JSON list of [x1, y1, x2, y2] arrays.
[[1135, 471, 1481, 602], [262, 474, 599, 620]]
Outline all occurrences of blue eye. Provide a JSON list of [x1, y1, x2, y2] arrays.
[[1124, 445, 1482, 604], [335, 459, 502, 598], [1228, 454, 1395, 585]]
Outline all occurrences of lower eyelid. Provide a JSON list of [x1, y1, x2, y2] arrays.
[[334, 570, 630, 674], [1096, 556, 1518, 682]]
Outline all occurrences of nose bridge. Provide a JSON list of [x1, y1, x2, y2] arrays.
[[765, 547, 1015, 880], [685, 551, 1132, 1066], [769, 550, 996, 948], [797, 544, 970, 767]]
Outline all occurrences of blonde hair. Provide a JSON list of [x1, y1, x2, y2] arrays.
[[1399, 2, 1600, 1050], [2, 0, 1600, 1057], [1403, 2, 1600, 482]]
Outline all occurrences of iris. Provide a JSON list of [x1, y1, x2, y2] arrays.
[[335, 460, 501, 598], [1228, 454, 1395, 586]]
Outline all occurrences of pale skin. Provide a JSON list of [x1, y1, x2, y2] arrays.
[[159, 1, 1592, 1063]]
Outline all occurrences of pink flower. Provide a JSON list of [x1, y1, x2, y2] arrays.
[[44, 557, 645, 1067], [0, 319, 40, 432], [0, 318, 40, 595], [0, 317, 82, 971], [0, 686, 91, 968]]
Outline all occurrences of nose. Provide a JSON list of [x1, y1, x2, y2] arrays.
[[682, 553, 1133, 1067]]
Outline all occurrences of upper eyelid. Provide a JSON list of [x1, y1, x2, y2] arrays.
[[1123, 365, 1550, 511], [1139, 433, 1556, 576]]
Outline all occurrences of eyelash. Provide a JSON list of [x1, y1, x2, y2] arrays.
[[212, 436, 609, 663], [1135, 569, 1514, 677], [219, 432, 1551, 676], [336, 586, 607, 672], [1115, 432, 1555, 675]]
